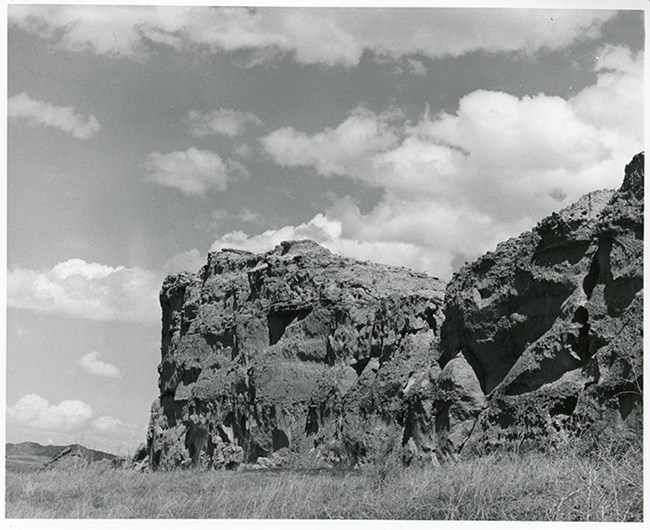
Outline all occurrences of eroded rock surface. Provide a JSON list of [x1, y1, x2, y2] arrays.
[[148, 240, 445, 469], [147, 153, 643, 467], [441, 152, 643, 451]]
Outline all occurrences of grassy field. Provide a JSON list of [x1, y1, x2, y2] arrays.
[[5, 443, 642, 520]]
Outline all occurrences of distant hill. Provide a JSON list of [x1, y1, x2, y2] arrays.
[[6, 442, 119, 472]]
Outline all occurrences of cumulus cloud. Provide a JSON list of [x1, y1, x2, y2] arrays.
[[93, 415, 123, 432], [251, 45, 643, 278], [9, 6, 616, 67], [571, 45, 644, 136], [145, 147, 245, 196], [7, 394, 93, 432], [189, 108, 263, 137], [79, 351, 121, 378], [261, 107, 401, 176], [8, 92, 101, 140], [7, 395, 142, 454], [7, 258, 162, 324]]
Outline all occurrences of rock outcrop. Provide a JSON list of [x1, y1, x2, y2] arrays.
[[38, 445, 121, 471], [147, 152, 643, 468], [441, 152, 643, 452], [148, 240, 445, 469]]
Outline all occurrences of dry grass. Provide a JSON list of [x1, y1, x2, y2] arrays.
[[5, 442, 642, 520]]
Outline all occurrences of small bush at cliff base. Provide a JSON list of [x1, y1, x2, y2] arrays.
[[6, 443, 641, 520]]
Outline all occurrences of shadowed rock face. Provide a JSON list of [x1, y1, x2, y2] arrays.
[[441, 152, 643, 451], [147, 153, 643, 468]]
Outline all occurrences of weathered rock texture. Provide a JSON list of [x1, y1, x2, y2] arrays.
[[147, 153, 643, 468], [148, 240, 445, 469], [441, 152, 643, 452]]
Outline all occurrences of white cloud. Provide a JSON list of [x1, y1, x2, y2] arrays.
[[211, 214, 341, 255], [79, 351, 121, 378], [571, 45, 643, 137], [7, 250, 216, 323], [7, 258, 162, 324], [93, 415, 123, 432], [9, 6, 616, 67], [86, 418, 145, 456], [189, 108, 263, 137], [249, 45, 643, 278], [145, 147, 241, 196], [7, 395, 143, 455], [7, 394, 93, 432], [8, 92, 101, 140], [260, 107, 401, 176]]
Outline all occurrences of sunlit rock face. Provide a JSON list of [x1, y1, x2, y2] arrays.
[[147, 153, 643, 468], [147, 239, 446, 469]]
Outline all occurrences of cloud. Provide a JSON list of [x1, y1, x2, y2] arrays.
[[189, 108, 263, 137], [79, 352, 121, 378], [8, 92, 101, 140], [260, 107, 401, 176], [9, 6, 617, 67], [86, 417, 145, 455], [571, 45, 644, 136], [7, 395, 143, 455], [7, 258, 162, 324], [7, 394, 93, 432], [7, 249, 220, 323], [145, 147, 245, 196], [92, 415, 123, 432], [250, 45, 643, 278]]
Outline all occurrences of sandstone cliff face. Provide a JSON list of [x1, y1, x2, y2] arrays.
[[440, 152, 643, 452], [147, 153, 643, 468], [148, 240, 445, 469]]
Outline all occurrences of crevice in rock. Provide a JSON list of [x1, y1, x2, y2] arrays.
[[401, 406, 416, 447], [205, 327, 235, 350], [571, 306, 591, 362], [181, 365, 202, 386], [460, 347, 487, 394], [582, 251, 600, 299], [618, 392, 641, 421], [272, 428, 290, 451], [267, 307, 312, 345], [605, 275, 644, 317], [351, 357, 370, 377], [532, 240, 590, 267], [185, 422, 209, 466], [583, 238, 612, 299], [305, 406, 319, 436]]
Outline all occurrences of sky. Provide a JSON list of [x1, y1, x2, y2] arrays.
[[4, 2, 645, 455]]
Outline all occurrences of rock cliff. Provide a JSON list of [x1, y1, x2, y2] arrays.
[[147, 152, 643, 468], [441, 152, 643, 452], [148, 240, 446, 468]]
